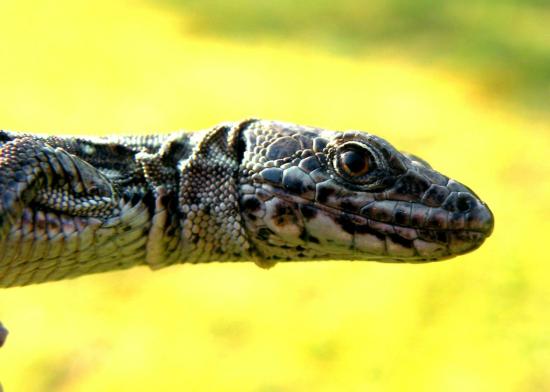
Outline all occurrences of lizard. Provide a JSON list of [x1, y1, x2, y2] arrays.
[[0, 118, 494, 288]]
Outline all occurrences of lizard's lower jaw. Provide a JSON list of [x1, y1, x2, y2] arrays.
[[300, 203, 494, 263]]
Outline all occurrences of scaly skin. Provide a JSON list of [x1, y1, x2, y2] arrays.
[[0, 119, 494, 288]]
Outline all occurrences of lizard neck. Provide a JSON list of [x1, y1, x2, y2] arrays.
[[144, 123, 254, 269]]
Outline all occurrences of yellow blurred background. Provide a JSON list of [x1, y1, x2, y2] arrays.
[[0, 0, 549, 390]]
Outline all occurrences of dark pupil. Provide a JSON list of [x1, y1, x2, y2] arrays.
[[342, 150, 367, 174]]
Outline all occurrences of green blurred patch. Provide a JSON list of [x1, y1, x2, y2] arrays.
[[159, 0, 550, 110]]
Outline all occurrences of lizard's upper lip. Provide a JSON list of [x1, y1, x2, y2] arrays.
[[264, 183, 494, 236]]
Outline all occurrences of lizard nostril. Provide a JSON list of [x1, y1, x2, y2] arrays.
[[456, 193, 475, 212]]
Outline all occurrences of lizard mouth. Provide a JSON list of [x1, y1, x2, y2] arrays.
[[245, 183, 494, 262]]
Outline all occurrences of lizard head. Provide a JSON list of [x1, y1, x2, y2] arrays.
[[237, 120, 494, 267]]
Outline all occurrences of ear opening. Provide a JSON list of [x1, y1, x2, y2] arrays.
[[229, 118, 259, 164], [235, 135, 246, 165]]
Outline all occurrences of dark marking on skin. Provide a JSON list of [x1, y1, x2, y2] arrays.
[[335, 213, 356, 235], [299, 229, 320, 244], [355, 226, 385, 240], [339, 200, 358, 214], [82, 143, 137, 174], [123, 191, 133, 203], [142, 190, 156, 217], [387, 233, 413, 249], [163, 140, 191, 165], [316, 184, 335, 203], [427, 210, 447, 229], [258, 227, 274, 241], [0, 131, 13, 144], [161, 191, 181, 228], [159, 193, 170, 208], [110, 144, 131, 156], [235, 137, 246, 164], [274, 203, 298, 226], [436, 231, 448, 243], [361, 203, 392, 222], [131, 192, 142, 206], [410, 204, 427, 227], [418, 230, 448, 244], [241, 195, 261, 212], [166, 226, 179, 237], [394, 208, 409, 225], [299, 204, 317, 220]]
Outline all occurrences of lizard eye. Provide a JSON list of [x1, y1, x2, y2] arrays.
[[328, 137, 390, 189], [335, 142, 376, 181], [340, 149, 371, 177]]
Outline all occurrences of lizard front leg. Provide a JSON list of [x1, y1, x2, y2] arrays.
[[0, 137, 149, 287]]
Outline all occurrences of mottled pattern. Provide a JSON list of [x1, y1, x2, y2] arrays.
[[0, 120, 494, 287]]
